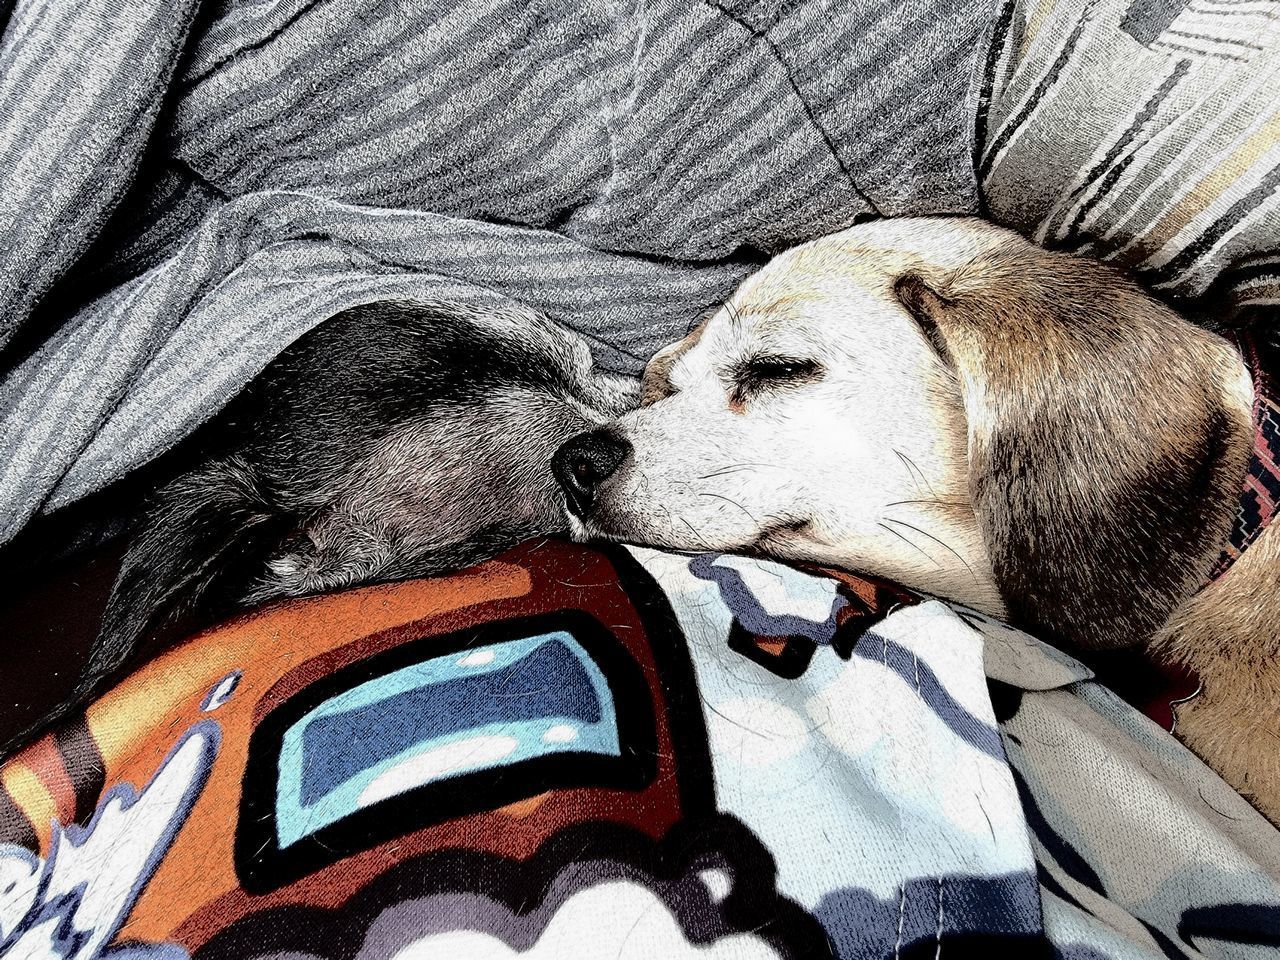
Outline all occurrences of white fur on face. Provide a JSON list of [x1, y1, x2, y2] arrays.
[[574, 222, 1009, 615]]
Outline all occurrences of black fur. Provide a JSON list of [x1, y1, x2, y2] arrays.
[[17, 299, 636, 750]]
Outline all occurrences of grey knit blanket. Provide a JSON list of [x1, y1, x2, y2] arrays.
[[0, 0, 993, 542], [5, 0, 1279, 545]]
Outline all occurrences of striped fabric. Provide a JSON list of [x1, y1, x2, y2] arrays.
[[980, 0, 1280, 313], [0, 0, 201, 345], [0, 0, 992, 544], [4, 0, 1278, 548]]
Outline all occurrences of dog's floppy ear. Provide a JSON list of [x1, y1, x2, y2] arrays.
[[893, 274, 957, 369], [893, 246, 1249, 650], [74, 457, 286, 709]]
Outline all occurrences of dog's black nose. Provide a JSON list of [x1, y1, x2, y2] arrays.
[[552, 429, 630, 517]]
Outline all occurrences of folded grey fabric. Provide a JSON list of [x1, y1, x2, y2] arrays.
[[0, 0, 993, 543], [0, 0, 202, 347]]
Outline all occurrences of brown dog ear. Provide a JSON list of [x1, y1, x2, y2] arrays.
[[893, 274, 956, 369], [894, 245, 1250, 651]]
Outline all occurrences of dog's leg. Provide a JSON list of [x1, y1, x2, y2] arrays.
[[1155, 523, 1280, 823], [249, 507, 397, 602]]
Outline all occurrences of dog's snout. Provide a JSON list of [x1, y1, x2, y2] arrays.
[[552, 429, 630, 517]]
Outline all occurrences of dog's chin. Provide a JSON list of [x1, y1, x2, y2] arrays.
[[564, 505, 815, 563], [566, 516, 683, 552], [562, 508, 635, 546], [562, 510, 596, 542], [749, 518, 811, 552]]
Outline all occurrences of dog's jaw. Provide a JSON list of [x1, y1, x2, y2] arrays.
[[749, 517, 811, 550], [567, 487, 1009, 618], [746, 509, 1008, 619], [563, 510, 592, 542]]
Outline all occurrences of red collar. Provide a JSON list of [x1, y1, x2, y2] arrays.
[[1206, 329, 1280, 581]]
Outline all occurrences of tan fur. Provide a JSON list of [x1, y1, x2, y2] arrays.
[[587, 216, 1280, 821], [640, 317, 709, 405], [1155, 522, 1280, 821], [900, 243, 1252, 652], [868, 235, 1280, 816]]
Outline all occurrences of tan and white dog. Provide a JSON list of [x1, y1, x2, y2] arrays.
[[552, 216, 1280, 821]]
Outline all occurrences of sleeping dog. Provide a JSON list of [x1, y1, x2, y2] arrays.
[[21, 298, 637, 750], [553, 216, 1280, 821]]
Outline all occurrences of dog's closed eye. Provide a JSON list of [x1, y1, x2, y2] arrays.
[[730, 355, 823, 403]]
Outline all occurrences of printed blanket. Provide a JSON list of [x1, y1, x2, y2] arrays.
[[2, 541, 1278, 958]]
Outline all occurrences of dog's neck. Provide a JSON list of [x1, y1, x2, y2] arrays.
[[1204, 329, 1280, 582]]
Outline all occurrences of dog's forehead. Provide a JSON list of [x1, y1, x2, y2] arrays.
[[714, 297, 842, 347], [660, 218, 1017, 377], [699, 276, 895, 358]]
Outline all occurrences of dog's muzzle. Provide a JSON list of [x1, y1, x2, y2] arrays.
[[552, 429, 630, 518]]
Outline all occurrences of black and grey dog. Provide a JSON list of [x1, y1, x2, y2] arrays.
[[48, 298, 637, 736]]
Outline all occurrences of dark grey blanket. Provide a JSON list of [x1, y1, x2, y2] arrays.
[[0, 0, 994, 542]]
